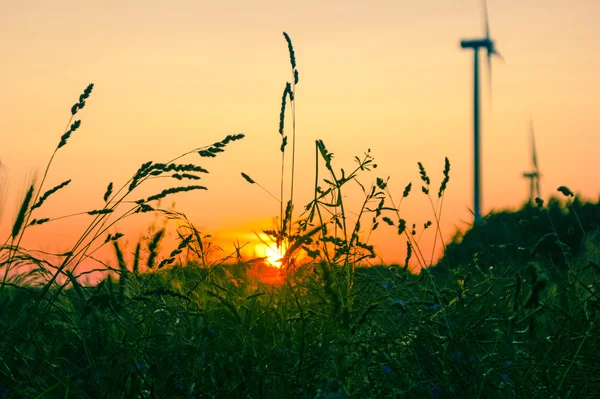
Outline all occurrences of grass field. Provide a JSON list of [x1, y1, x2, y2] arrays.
[[1, 33, 599, 398]]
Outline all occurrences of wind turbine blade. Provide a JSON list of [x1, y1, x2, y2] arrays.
[[487, 50, 493, 101], [530, 119, 538, 170], [492, 49, 504, 62], [483, 0, 490, 39]]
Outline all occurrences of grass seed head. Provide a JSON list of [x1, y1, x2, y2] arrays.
[[31, 179, 71, 210], [11, 183, 35, 240], [403, 182, 412, 198], [70, 83, 94, 116], [58, 120, 81, 149], [241, 173, 255, 184], [282, 32, 297, 71], [557, 186, 574, 198]]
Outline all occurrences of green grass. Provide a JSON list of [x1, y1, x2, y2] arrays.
[[1, 33, 599, 398]]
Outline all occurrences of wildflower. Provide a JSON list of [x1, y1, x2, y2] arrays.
[[0, 387, 8, 398], [207, 328, 216, 337], [451, 351, 462, 361], [381, 365, 392, 375], [429, 385, 441, 396], [393, 299, 405, 306], [380, 281, 392, 289], [501, 374, 510, 381], [505, 360, 513, 367], [469, 355, 477, 363]]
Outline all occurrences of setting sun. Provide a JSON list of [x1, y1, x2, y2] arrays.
[[264, 245, 284, 268], [255, 243, 285, 268]]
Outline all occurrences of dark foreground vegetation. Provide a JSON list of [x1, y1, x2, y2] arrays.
[[2, 33, 599, 398], [2, 197, 600, 399]]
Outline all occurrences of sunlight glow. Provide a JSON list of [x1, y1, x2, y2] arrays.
[[250, 243, 287, 284], [255, 243, 285, 268], [263, 245, 284, 268], [253, 238, 308, 271]]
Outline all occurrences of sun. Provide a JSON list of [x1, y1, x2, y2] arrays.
[[262, 245, 284, 268], [253, 242, 287, 268]]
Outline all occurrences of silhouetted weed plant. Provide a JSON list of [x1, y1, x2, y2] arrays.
[[0, 83, 248, 396]]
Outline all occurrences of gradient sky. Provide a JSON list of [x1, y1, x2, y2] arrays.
[[1, 0, 599, 272]]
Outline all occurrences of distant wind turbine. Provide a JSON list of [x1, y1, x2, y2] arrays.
[[460, 0, 503, 223], [522, 120, 541, 203]]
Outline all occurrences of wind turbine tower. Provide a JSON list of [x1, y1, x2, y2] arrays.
[[460, 0, 503, 223], [522, 120, 541, 203]]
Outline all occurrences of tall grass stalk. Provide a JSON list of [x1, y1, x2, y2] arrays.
[[9, 85, 93, 251], [242, 32, 299, 263], [0, 88, 245, 336], [283, 32, 299, 239]]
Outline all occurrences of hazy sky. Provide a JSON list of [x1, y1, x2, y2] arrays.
[[1, 0, 599, 271]]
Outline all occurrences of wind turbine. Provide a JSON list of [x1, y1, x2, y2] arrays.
[[460, 0, 503, 223], [522, 120, 541, 203]]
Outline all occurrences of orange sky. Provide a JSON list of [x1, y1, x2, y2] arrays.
[[1, 0, 599, 272]]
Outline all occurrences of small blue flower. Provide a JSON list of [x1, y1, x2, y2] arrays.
[[381, 365, 392, 375], [393, 299, 405, 306], [469, 355, 477, 362], [451, 351, 462, 361], [207, 328, 216, 337], [429, 385, 441, 396], [380, 281, 392, 289], [505, 360, 513, 367], [501, 374, 510, 381], [0, 387, 8, 398], [432, 303, 439, 311]]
